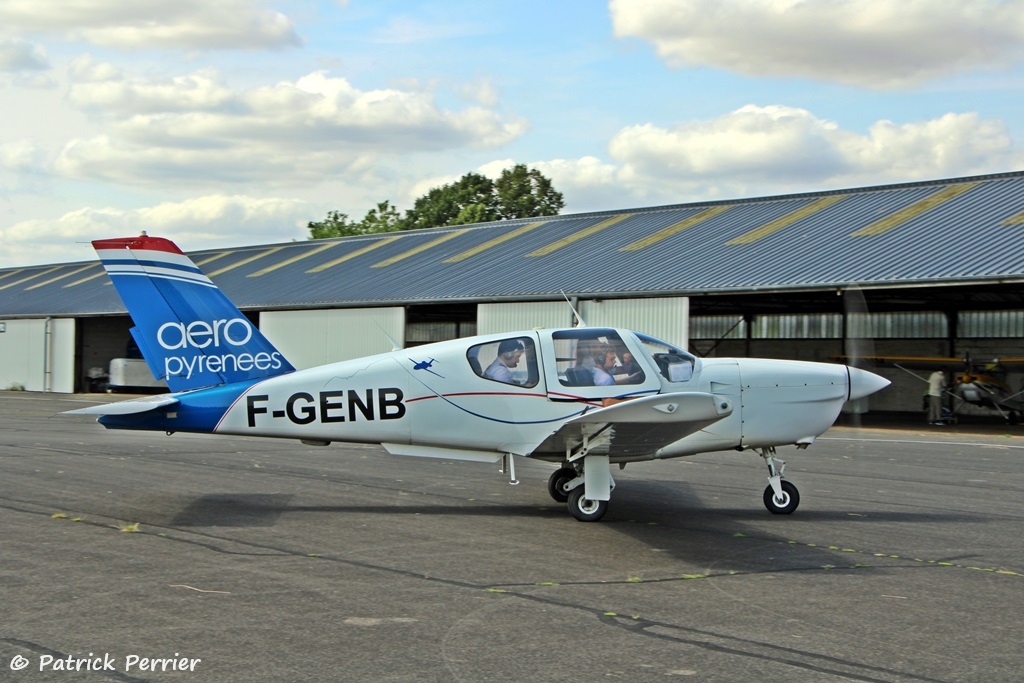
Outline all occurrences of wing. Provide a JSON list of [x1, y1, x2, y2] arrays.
[[529, 392, 733, 459]]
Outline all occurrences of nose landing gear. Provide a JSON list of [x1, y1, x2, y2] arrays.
[[758, 447, 800, 514]]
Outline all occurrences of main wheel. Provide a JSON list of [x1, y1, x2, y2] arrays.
[[763, 480, 800, 515], [547, 467, 576, 503], [567, 487, 608, 522]]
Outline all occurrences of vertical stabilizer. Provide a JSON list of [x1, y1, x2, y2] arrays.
[[93, 236, 295, 392]]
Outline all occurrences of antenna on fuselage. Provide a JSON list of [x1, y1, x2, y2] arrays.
[[560, 290, 587, 328], [375, 322, 403, 351]]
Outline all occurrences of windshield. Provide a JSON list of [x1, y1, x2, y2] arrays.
[[552, 328, 646, 387], [634, 332, 696, 383]]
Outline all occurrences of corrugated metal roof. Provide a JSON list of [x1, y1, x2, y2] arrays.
[[5, 170, 1024, 318]]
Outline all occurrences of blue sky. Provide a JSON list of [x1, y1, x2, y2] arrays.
[[3, 0, 1024, 266]]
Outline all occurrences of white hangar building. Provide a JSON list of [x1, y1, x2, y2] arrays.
[[3, 170, 1024, 417]]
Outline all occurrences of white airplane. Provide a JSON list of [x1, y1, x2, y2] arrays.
[[66, 236, 890, 522]]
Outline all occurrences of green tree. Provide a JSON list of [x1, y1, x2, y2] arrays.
[[360, 200, 403, 233], [401, 172, 497, 231], [494, 163, 564, 220], [451, 203, 493, 225], [308, 164, 564, 239], [307, 201, 402, 239], [307, 210, 358, 239]]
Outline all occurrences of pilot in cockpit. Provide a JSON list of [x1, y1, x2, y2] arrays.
[[484, 339, 525, 384]]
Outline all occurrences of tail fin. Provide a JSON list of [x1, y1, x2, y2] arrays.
[[93, 236, 295, 392]]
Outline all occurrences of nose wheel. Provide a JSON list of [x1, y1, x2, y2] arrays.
[[759, 447, 800, 514], [763, 479, 800, 514]]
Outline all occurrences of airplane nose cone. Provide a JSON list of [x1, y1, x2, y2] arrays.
[[847, 366, 890, 401]]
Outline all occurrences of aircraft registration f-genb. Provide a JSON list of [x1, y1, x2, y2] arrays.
[[66, 236, 890, 522]]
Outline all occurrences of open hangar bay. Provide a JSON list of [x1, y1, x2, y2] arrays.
[[3, 171, 1024, 423], [1, 392, 1021, 682]]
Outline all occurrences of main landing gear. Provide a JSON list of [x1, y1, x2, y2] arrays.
[[758, 447, 800, 514], [547, 460, 613, 522], [544, 447, 801, 521]]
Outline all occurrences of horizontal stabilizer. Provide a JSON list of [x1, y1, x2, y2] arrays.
[[64, 394, 180, 416]]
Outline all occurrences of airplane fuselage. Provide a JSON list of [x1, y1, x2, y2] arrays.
[[99, 327, 882, 466]]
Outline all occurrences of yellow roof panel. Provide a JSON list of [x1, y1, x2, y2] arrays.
[[306, 236, 402, 273], [205, 247, 287, 277], [372, 230, 466, 268], [25, 264, 97, 291], [620, 206, 732, 252], [249, 242, 338, 277], [527, 215, 631, 257], [852, 183, 979, 237], [0, 267, 60, 291], [444, 221, 548, 263], [727, 195, 847, 246]]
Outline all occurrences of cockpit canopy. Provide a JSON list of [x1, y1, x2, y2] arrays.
[[464, 328, 697, 395]]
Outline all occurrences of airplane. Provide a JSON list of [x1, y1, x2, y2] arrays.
[[835, 354, 1024, 424], [65, 235, 890, 522]]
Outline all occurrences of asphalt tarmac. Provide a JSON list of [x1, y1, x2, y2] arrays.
[[2, 392, 1022, 682]]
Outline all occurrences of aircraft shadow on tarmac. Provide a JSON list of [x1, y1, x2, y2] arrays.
[[165, 481, 981, 528], [169, 493, 295, 527], [160, 482, 985, 578]]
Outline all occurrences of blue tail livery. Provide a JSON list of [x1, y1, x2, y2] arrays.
[[93, 236, 295, 392]]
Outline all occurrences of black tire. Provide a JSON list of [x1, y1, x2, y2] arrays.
[[763, 480, 800, 515], [567, 487, 608, 522], [547, 467, 576, 503]]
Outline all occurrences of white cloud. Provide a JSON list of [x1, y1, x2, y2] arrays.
[[54, 66, 527, 185], [0, 194, 314, 266], [610, 105, 847, 182], [445, 103, 1024, 213], [610, 0, 1024, 89], [522, 106, 1024, 211], [611, 105, 1021, 187], [457, 78, 500, 108], [68, 57, 235, 114], [0, 38, 49, 71], [0, 0, 299, 50], [0, 140, 48, 173]]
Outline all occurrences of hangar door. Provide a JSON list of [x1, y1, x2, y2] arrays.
[[260, 308, 405, 370], [478, 297, 689, 347], [0, 318, 75, 393]]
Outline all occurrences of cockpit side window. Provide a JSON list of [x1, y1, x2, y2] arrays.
[[552, 329, 646, 387], [635, 332, 696, 383], [468, 337, 538, 387]]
